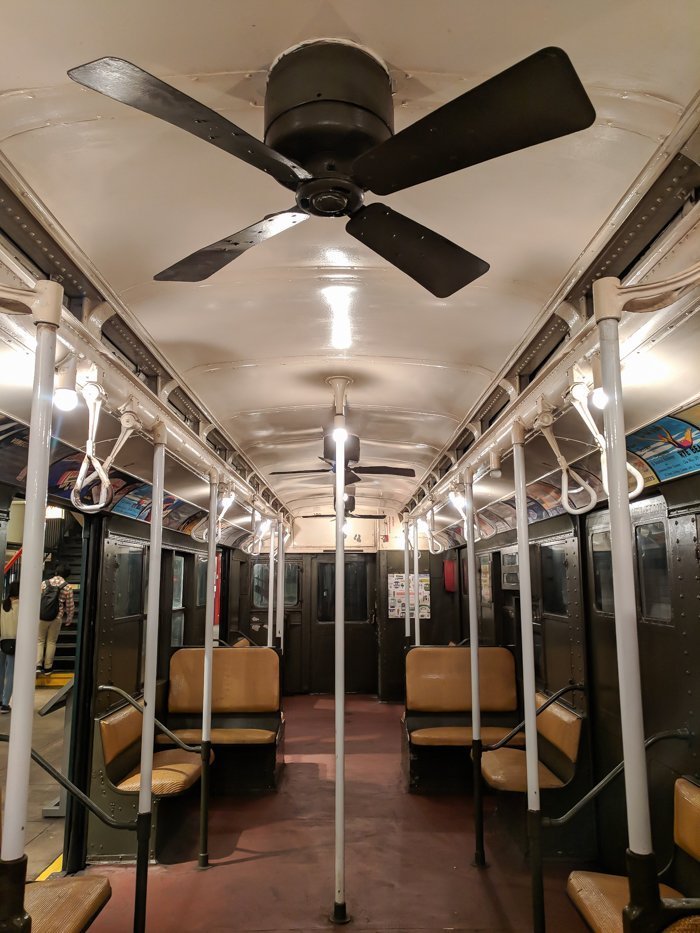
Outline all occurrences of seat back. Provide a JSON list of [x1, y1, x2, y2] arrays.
[[535, 691, 582, 784], [168, 646, 280, 714], [405, 646, 517, 713], [97, 703, 143, 785]]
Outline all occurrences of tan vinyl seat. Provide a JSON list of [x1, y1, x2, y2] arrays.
[[25, 875, 112, 933], [168, 647, 280, 715], [568, 778, 700, 932], [481, 691, 582, 791], [410, 726, 525, 747], [99, 703, 207, 796], [480, 746, 565, 790], [566, 873, 684, 933], [156, 727, 276, 746], [116, 747, 208, 795], [406, 646, 518, 713]]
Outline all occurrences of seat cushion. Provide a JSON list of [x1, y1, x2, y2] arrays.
[[117, 748, 205, 795], [156, 727, 276, 746], [410, 726, 525, 747], [25, 875, 111, 933], [567, 871, 683, 933], [481, 747, 563, 791]]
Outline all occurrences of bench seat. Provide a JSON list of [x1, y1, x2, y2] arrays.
[[116, 747, 209, 795], [566, 872, 683, 933], [410, 726, 525, 747], [25, 875, 111, 933], [156, 727, 276, 746], [481, 746, 566, 791]]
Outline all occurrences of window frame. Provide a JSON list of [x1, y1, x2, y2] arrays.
[[633, 517, 672, 626]]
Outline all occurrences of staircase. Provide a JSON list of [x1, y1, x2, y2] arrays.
[[50, 514, 84, 673]]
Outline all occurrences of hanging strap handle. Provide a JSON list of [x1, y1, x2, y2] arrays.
[[538, 421, 598, 515], [70, 382, 113, 513], [569, 385, 645, 500]]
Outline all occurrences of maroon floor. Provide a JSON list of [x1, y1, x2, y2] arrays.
[[89, 696, 588, 931]]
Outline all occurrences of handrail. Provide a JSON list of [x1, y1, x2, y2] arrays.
[[4, 548, 22, 574], [97, 685, 201, 754], [215, 637, 231, 647], [483, 683, 586, 751], [0, 733, 135, 831], [542, 728, 692, 828]]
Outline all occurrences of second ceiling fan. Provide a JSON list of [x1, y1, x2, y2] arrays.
[[68, 40, 595, 297]]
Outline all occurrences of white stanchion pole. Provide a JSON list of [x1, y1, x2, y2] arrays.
[[596, 305, 653, 856], [464, 472, 486, 866], [512, 421, 544, 932], [331, 420, 349, 924], [198, 473, 218, 868], [403, 519, 411, 646], [134, 422, 166, 931], [275, 517, 285, 652], [1, 285, 62, 864], [412, 519, 421, 646], [267, 521, 276, 647]]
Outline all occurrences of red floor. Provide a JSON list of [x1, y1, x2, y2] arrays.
[[89, 695, 588, 931]]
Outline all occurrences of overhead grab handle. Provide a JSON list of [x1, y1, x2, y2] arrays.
[[70, 385, 143, 513], [419, 508, 444, 554], [568, 382, 645, 500], [534, 410, 598, 516], [70, 382, 112, 513]]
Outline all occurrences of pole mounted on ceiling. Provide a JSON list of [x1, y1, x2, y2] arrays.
[[327, 376, 352, 925]]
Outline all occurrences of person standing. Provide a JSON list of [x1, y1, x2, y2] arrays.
[[0, 580, 19, 711], [37, 562, 74, 675]]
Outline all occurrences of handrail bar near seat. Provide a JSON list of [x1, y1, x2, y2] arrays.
[[97, 685, 201, 754], [542, 728, 692, 828], [0, 733, 135, 832], [483, 683, 586, 752]]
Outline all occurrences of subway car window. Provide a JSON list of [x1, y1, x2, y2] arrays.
[[591, 531, 614, 614], [195, 556, 208, 607], [317, 562, 368, 622], [635, 521, 672, 623], [113, 544, 144, 618], [540, 544, 568, 616], [171, 554, 185, 646], [479, 555, 492, 603], [252, 562, 300, 609]]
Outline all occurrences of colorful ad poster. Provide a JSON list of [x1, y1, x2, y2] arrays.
[[626, 415, 700, 482], [388, 572, 430, 619]]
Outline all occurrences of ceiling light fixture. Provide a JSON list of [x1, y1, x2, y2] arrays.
[[54, 357, 79, 412], [323, 285, 353, 350]]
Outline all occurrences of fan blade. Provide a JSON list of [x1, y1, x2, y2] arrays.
[[352, 47, 595, 195], [346, 204, 488, 298], [154, 209, 308, 281], [68, 58, 311, 191], [353, 464, 416, 477], [269, 469, 332, 475], [301, 513, 386, 520]]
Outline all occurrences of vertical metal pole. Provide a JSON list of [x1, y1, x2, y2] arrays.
[[267, 521, 276, 647], [134, 424, 166, 933], [0, 285, 61, 932], [403, 519, 411, 651], [198, 474, 218, 869], [512, 422, 544, 933], [331, 424, 349, 924], [412, 519, 421, 646], [597, 312, 653, 855], [464, 473, 486, 867], [275, 517, 285, 653]]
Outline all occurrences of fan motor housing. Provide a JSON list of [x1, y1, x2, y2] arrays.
[[265, 40, 394, 191], [324, 431, 361, 464]]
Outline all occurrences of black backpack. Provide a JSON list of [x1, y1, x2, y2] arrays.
[[40, 580, 67, 621]]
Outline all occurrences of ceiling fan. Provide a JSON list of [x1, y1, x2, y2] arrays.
[[68, 40, 595, 297], [301, 493, 385, 521], [268, 430, 415, 483]]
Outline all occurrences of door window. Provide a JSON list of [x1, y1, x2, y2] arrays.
[[591, 531, 614, 614], [252, 562, 300, 609], [171, 554, 185, 646], [317, 562, 368, 622], [541, 544, 568, 616], [635, 521, 672, 623], [113, 545, 144, 619]]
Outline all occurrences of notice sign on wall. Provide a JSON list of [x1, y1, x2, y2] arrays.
[[388, 573, 431, 619]]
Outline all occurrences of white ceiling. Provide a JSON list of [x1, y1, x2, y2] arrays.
[[1, 1, 699, 516]]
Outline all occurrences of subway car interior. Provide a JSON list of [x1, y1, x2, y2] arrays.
[[1, 3, 700, 931]]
